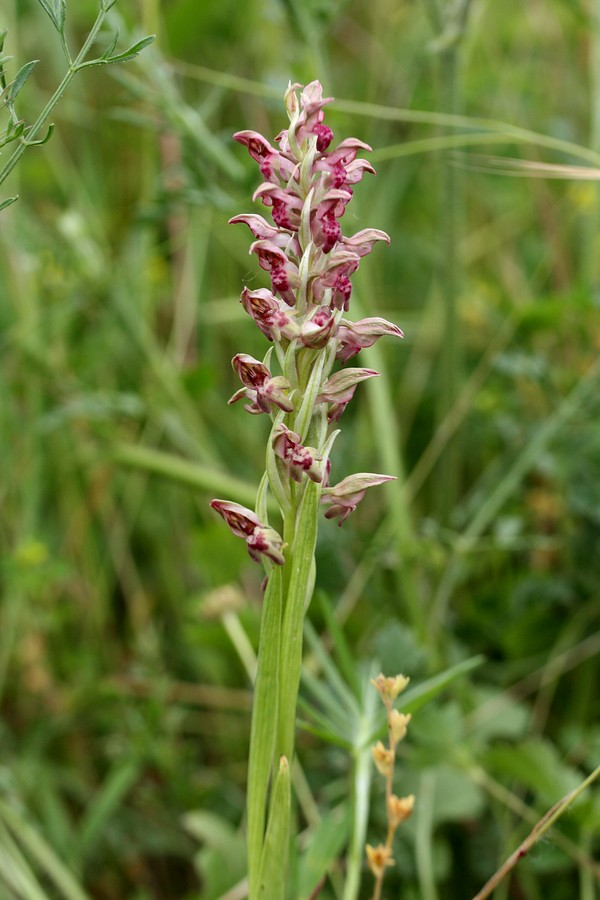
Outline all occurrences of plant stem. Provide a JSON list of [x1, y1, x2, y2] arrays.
[[429, 1, 474, 524], [343, 688, 377, 900], [582, 0, 600, 291], [0, 3, 109, 191], [246, 567, 283, 898], [415, 770, 439, 900], [472, 764, 600, 900]]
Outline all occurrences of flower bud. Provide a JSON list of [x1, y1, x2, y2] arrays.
[[388, 794, 415, 828], [371, 740, 394, 777], [371, 673, 410, 702], [336, 316, 404, 363], [316, 367, 379, 421], [390, 710, 411, 744], [365, 843, 395, 879], [322, 472, 396, 524]]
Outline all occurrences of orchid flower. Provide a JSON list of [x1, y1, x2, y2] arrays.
[[209, 81, 404, 898]]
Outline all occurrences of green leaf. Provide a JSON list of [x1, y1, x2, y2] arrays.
[[183, 812, 246, 900], [484, 738, 583, 809], [316, 590, 362, 698], [303, 619, 360, 717], [0, 195, 18, 212], [37, 0, 66, 34], [0, 30, 8, 90], [78, 760, 140, 857], [101, 31, 120, 61], [102, 34, 155, 65], [401, 655, 485, 715], [258, 756, 291, 900], [297, 806, 349, 899], [9, 61, 38, 103], [0, 798, 89, 900]]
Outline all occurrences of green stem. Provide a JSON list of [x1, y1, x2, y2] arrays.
[[0, 3, 109, 191], [472, 764, 600, 900], [415, 771, 439, 900], [247, 567, 283, 899], [343, 684, 378, 900], [434, 42, 461, 522], [277, 480, 320, 762], [581, 0, 600, 291], [429, 0, 474, 524]]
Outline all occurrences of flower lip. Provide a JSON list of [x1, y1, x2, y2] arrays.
[[233, 130, 276, 162], [210, 499, 262, 538], [229, 353, 294, 414]]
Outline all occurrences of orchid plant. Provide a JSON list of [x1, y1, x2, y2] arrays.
[[211, 81, 403, 898]]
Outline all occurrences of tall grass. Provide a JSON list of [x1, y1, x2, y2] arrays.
[[1, 0, 600, 897]]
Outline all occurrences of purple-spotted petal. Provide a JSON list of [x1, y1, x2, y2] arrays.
[[250, 240, 299, 306], [240, 287, 300, 341], [272, 424, 324, 483], [210, 499, 262, 538], [211, 499, 285, 564]]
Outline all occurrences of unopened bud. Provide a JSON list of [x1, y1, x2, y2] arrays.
[[365, 843, 394, 879], [388, 793, 415, 827], [390, 710, 411, 744], [371, 740, 394, 777], [371, 673, 410, 702]]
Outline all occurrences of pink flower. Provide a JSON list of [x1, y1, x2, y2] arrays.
[[253, 183, 303, 230], [311, 189, 353, 253], [312, 247, 361, 310], [210, 500, 285, 564], [233, 129, 296, 184], [279, 81, 335, 152], [341, 228, 390, 257], [229, 214, 299, 252], [240, 287, 300, 342], [250, 240, 299, 306], [299, 306, 338, 349], [316, 367, 379, 421], [272, 424, 323, 483], [228, 353, 294, 414], [336, 316, 404, 363], [321, 473, 397, 525]]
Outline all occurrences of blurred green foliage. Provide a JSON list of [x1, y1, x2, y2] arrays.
[[1, 0, 600, 897]]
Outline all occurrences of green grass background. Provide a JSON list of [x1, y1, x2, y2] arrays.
[[1, 0, 600, 897]]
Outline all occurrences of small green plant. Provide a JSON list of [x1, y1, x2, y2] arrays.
[[0, 0, 154, 211]]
